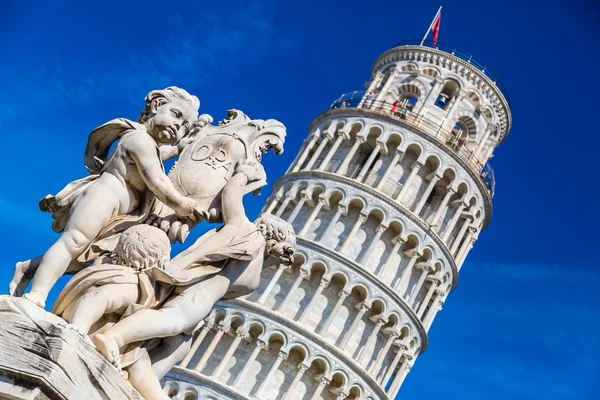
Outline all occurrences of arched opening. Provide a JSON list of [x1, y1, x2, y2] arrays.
[[435, 80, 460, 110]]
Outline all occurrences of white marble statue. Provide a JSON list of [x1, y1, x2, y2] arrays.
[[4, 86, 294, 399], [10, 87, 203, 308], [49, 160, 294, 400], [52, 224, 171, 335]]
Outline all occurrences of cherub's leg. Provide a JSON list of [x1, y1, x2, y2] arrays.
[[66, 284, 140, 334], [125, 350, 170, 400], [26, 193, 118, 307], [9, 256, 41, 296], [10, 258, 86, 297], [150, 334, 192, 380], [94, 275, 230, 363]]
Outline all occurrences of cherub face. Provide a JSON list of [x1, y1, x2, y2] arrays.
[[148, 99, 193, 145]]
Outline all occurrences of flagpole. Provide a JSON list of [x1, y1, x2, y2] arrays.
[[420, 6, 442, 46]]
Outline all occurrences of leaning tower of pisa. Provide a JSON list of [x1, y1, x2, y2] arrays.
[[162, 39, 512, 400]]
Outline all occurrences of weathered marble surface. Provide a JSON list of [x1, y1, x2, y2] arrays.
[[0, 296, 142, 400]]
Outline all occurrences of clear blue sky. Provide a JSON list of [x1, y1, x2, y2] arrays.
[[0, 0, 598, 398]]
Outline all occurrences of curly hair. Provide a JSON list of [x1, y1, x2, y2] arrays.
[[138, 86, 200, 125], [254, 213, 296, 265], [114, 225, 171, 271]]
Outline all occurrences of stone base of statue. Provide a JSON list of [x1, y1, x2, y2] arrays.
[[0, 296, 143, 400]]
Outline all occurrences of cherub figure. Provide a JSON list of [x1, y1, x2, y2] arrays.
[[52, 224, 171, 335], [16, 87, 202, 308], [91, 160, 296, 399]]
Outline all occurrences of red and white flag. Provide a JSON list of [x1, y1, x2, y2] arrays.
[[420, 6, 442, 46], [432, 12, 441, 46]]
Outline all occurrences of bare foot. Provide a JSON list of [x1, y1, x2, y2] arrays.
[[58, 322, 94, 346], [23, 291, 46, 308], [9, 260, 37, 297], [93, 333, 121, 369]]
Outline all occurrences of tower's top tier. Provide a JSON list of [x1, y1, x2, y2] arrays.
[[370, 40, 512, 143]]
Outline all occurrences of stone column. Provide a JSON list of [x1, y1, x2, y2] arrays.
[[310, 377, 330, 400], [180, 321, 214, 368], [275, 192, 295, 218], [304, 134, 331, 170], [416, 79, 440, 115], [232, 339, 266, 391], [265, 193, 282, 215], [194, 322, 230, 372], [395, 251, 421, 293], [369, 331, 399, 375], [455, 227, 477, 262], [336, 137, 365, 176], [380, 343, 408, 385], [282, 363, 310, 400], [358, 224, 387, 265], [356, 142, 384, 183], [475, 124, 495, 159], [339, 213, 367, 254], [374, 69, 398, 105], [277, 269, 309, 312], [395, 162, 422, 202], [413, 174, 441, 214], [457, 239, 475, 270], [255, 350, 288, 398], [335, 392, 349, 400], [339, 302, 371, 348], [407, 264, 433, 307], [211, 327, 249, 379], [416, 279, 440, 318], [377, 237, 405, 277], [375, 149, 404, 192], [258, 263, 288, 305], [287, 193, 308, 224], [450, 218, 473, 254], [423, 295, 445, 331], [388, 359, 412, 398], [430, 187, 456, 228], [318, 132, 346, 171], [358, 72, 383, 108], [442, 201, 467, 242], [318, 289, 351, 334], [357, 318, 386, 366], [293, 135, 319, 172], [299, 197, 328, 237], [299, 277, 330, 323], [319, 204, 347, 243]]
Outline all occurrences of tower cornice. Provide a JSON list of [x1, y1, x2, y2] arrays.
[[371, 45, 512, 143]]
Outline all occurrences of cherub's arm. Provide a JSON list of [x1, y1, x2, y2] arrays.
[[124, 133, 196, 218], [221, 161, 266, 228], [160, 145, 179, 162]]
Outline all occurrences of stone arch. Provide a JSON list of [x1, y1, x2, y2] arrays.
[[370, 297, 388, 318], [452, 110, 479, 140], [347, 384, 364, 400], [180, 387, 200, 400], [324, 186, 348, 204], [164, 382, 180, 398], [382, 130, 406, 147], [328, 369, 350, 392], [264, 329, 288, 349], [306, 354, 331, 374], [422, 65, 442, 78], [284, 342, 310, 363]]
